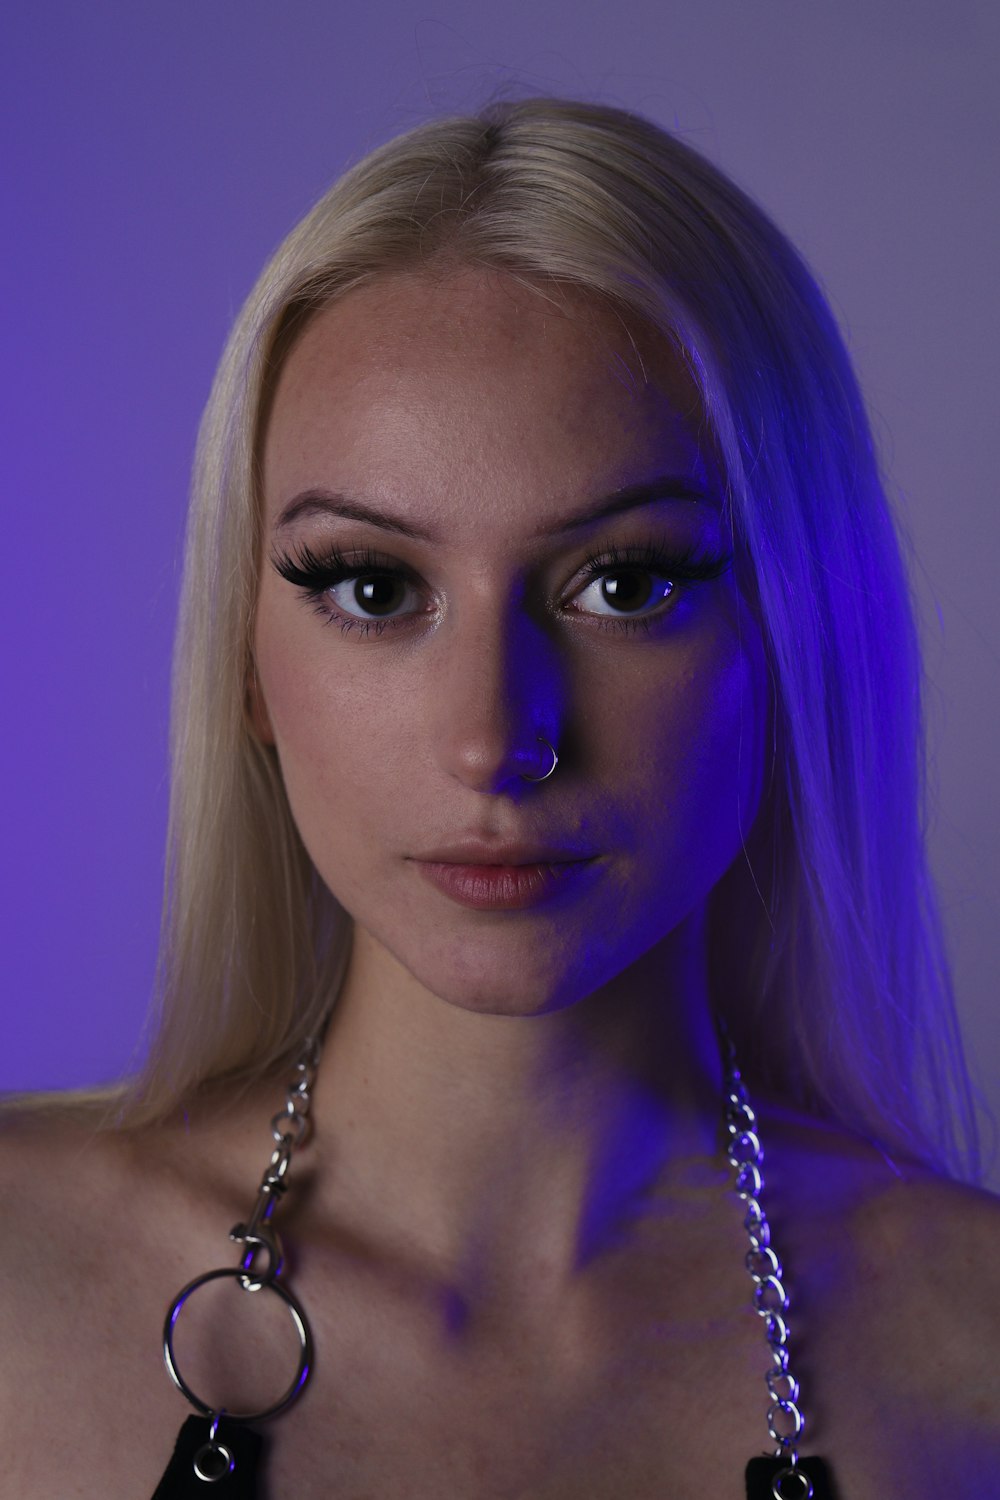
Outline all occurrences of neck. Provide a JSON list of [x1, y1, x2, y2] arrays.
[[302, 911, 725, 1298]]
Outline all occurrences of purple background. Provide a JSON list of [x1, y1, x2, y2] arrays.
[[4, 2, 998, 1182]]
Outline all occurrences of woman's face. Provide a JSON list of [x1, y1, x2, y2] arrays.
[[253, 268, 769, 1015]]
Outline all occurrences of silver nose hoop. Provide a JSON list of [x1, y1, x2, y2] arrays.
[[520, 737, 559, 782]]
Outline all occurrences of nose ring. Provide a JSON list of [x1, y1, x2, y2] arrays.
[[520, 737, 559, 782]]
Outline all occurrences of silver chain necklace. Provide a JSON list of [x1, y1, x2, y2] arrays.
[[152, 1032, 834, 1499], [720, 1028, 819, 1499]]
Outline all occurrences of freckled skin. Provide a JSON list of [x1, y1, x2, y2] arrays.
[[3, 276, 999, 1500], [252, 267, 769, 1019]]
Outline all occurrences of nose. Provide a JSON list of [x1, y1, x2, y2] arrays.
[[433, 599, 565, 795]]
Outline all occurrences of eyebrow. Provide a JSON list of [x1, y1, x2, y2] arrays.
[[538, 478, 711, 537], [273, 477, 712, 543]]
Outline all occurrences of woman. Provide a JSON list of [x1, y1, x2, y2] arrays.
[[2, 97, 997, 1499]]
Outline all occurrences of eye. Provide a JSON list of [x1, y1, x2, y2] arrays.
[[270, 542, 426, 630], [568, 542, 731, 620], [573, 568, 676, 616], [327, 571, 419, 620]]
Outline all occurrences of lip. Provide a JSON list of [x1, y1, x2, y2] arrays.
[[414, 857, 600, 911], [412, 836, 597, 865]]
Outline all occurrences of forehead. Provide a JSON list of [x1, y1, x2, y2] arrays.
[[260, 268, 720, 540]]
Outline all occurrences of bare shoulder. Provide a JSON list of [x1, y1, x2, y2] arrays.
[[762, 1104, 1000, 1489], [762, 1098, 1000, 1277], [844, 1151, 1000, 1387], [848, 1148, 1000, 1273], [801, 1119, 1000, 1331], [0, 1095, 133, 1235], [845, 1164, 1000, 1487], [0, 1090, 271, 1497], [0, 1083, 264, 1272], [0, 1088, 252, 1370], [0, 1097, 146, 1314]]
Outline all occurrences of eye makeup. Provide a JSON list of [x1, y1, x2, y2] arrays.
[[268, 536, 734, 640]]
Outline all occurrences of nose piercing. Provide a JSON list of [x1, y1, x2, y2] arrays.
[[520, 737, 559, 782]]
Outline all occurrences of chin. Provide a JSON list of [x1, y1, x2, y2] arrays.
[[408, 945, 585, 1018], [385, 914, 656, 1021]]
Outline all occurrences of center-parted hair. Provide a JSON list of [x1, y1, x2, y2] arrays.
[[128, 97, 978, 1180]]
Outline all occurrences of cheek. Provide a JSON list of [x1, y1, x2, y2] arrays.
[[253, 607, 385, 867], [253, 596, 442, 921], [600, 619, 768, 888]]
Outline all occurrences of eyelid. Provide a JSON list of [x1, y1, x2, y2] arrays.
[[270, 536, 732, 635], [270, 541, 418, 587], [571, 538, 731, 583], [269, 541, 427, 635], [563, 540, 732, 623]]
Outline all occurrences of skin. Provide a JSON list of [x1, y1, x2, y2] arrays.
[[1, 267, 998, 1498], [249, 265, 769, 1288]]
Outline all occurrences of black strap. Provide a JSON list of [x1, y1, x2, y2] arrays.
[[151, 1415, 264, 1498], [152, 1420, 838, 1498], [745, 1454, 839, 1498]]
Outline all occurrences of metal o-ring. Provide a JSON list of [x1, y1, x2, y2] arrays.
[[771, 1465, 814, 1499], [163, 1266, 313, 1423], [193, 1442, 235, 1482]]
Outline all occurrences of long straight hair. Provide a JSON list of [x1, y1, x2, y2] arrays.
[[114, 98, 978, 1180]]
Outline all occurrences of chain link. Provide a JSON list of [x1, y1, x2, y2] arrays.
[[228, 1036, 322, 1291], [178, 1022, 814, 1491], [162, 1034, 322, 1425], [720, 1027, 814, 1500]]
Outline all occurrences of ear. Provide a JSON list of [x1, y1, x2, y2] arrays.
[[245, 661, 276, 746]]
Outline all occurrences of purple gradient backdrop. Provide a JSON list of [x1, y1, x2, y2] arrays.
[[3, 3, 998, 1179]]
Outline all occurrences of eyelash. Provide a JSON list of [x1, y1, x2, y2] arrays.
[[269, 539, 733, 639]]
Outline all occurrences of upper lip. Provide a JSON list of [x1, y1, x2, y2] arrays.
[[412, 837, 597, 865]]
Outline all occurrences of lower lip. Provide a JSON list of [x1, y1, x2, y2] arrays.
[[414, 859, 598, 910]]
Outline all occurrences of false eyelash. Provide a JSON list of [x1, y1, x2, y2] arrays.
[[268, 543, 416, 618], [273, 538, 733, 594], [270, 541, 411, 601], [269, 536, 735, 634], [576, 538, 734, 586]]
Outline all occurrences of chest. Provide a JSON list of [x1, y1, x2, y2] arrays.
[[2, 1211, 969, 1500], [263, 1304, 771, 1499], [9, 1249, 768, 1498], [1, 1278, 909, 1500]]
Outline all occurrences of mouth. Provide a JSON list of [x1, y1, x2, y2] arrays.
[[412, 856, 600, 911], [412, 835, 597, 865]]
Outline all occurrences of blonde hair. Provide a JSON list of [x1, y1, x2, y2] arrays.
[[112, 97, 977, 1178]]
